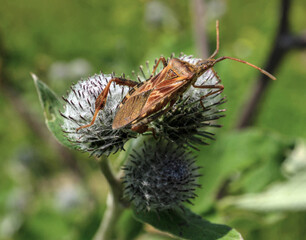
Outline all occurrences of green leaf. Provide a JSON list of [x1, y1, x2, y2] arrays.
[[133, 207, 242, 240], [220, 171, 306, 212], [32, 73, 76, 150]]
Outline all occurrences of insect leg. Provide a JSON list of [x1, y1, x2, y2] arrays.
[[210, 68, 222, 84], [192, 83, 224, 109], [76, 77, 138, 131], [152, 57, 168, 76], [110, 77, 139, 88]]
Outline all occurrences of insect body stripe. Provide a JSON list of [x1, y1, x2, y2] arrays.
[[137, 82, 144, 88], [120, 93, 132, 107], [140, 113, 148, 118], [166, 69, 178, 80], [118, 79, 149, 108], [129, 88, 136, 95]]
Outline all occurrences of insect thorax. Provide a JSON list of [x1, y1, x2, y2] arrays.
[[170, 58, 196, 80]]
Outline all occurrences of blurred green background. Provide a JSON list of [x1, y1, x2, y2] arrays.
[[0, 0, 306, 239]]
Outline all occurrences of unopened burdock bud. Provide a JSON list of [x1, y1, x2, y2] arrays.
[[122, 141, 201, 212]]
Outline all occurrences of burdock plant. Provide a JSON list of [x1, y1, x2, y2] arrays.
[[32, 55, 242, 240], [122, 140, 201, 212]]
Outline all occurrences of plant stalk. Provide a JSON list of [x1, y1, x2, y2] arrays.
[[93, 155, 126, 240]]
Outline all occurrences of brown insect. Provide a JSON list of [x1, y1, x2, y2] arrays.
[[76, 21, 276, 134]]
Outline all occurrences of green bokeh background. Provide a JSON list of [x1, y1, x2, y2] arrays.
[[0, 0, 305, 239]]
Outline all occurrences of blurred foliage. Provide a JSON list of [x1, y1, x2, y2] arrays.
[[192, 129, 294, 214], [0, 0, 306, 239]]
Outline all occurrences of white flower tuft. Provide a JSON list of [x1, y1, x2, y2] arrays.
[[179, 55, 222, 105], [61, 74, 137, 156]]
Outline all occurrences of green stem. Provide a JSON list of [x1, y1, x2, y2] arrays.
[[93, 155, 126, 240]]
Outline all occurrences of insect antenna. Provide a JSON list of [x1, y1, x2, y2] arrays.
[[214, 56, 276, 80], [208, 20, 275, 80], [209, 20, 220, 59]]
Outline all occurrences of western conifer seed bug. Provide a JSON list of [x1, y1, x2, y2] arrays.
[[76, 21, 276, 134]]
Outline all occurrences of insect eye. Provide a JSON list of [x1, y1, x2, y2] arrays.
[[200, 62, 208, 68]]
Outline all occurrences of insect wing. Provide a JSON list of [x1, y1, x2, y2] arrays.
[[112, 67, 169, 129], [113, 63, 189, 130], [112, 90, 152, 129], [146, 80, 185, 106], [136, 68, 168, 93], [139, 79, 188, 117]]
